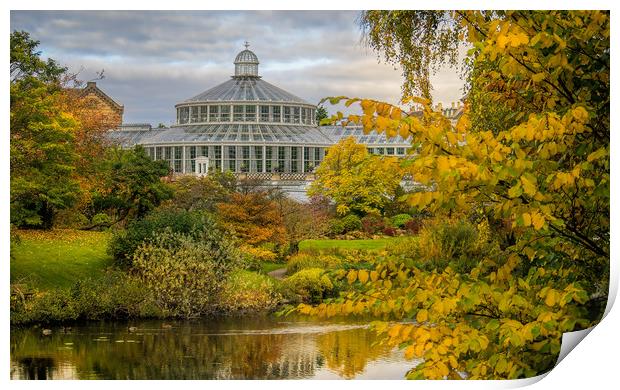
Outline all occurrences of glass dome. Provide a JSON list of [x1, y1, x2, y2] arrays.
[[234, 44, 259, 77], [234, 49, 259, 64]]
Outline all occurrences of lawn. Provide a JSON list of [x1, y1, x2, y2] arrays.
[[11, 229, 114, 291], [299, 237, 409, 252]]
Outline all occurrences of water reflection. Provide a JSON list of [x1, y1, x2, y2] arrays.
[[11, 316, 418, 380]]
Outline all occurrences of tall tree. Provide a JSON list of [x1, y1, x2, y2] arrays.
[[273, 194, 330, 254], [87, 146, 173, 227], [308, 136, 403, 216], [315, 105, 329, 125], [10, 31, 80, 228], [164, 172, 235, 213], [216, 191, 287, 248], [301, 11, 609, 379]]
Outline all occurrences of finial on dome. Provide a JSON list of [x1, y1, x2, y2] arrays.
[[244, 41, 250, 49]]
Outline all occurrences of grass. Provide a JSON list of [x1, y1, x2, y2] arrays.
[[299, 237, 408, 252], [11, 229, 114, 291]]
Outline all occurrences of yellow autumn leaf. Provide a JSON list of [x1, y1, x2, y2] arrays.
[[376, 116, 390, 132], [417, 309, 429, 323], [509, 32, 529, 47], [522, 212, 532, 227], [416, 328, 431, 344], [545, 289, 556, 307], [370, 270, 379, 282], [437, 361, 450, 377], [388, 324, 403, 338], [496, 33, 509, 49], [399, 123, 411, 139], [520, 176, 537, 196], [360, 99, 375, 115], [531, 212, 545, 230], [358, 269, 369, 284], [436, 156, 450, 172], [587, 147, 607, 162], [347, 269, 358, 284], [414, 342, 426, 357], [446, 131, 458, 145]]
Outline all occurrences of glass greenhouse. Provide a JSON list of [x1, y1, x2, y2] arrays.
[[108, 45, 414, 178]]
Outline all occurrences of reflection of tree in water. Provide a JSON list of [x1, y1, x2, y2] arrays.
[[13, 357, 56, 379], [11, 320, 394, 379], [11, 321, 317, 379], [73, 332, 293, 379], [316, 327, 391, 379]]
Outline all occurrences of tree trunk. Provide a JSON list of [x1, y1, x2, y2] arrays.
[[40, 201, 55, 230], [288, 241, 300, 255]]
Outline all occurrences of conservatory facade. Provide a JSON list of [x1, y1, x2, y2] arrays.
[[108, 45, 414, 179]]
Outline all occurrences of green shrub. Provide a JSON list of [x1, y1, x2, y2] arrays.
[[328, 218, 345, 236], [92, 213, 112, 227], [392, 218, 500, 273], [131, 230, 241, 317], [286, 253, 342, 274], [108, 208, 214, 265], [281, 268, 334, 304], [218, 270, 282, 313], [341, 214, 362, 232], [386, 236, 419, 257], [391, 213, 413, 228]]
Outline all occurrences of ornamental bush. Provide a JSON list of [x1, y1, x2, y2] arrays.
[[282, 268, 335, 304], [397, 218, 501, 274], [403, 218, 424, 234], [340, 214, 362, 233], [391, 213, 413, 228], [287, 253, 342, 274], [131, 230, 242, 318], [361, 214, 386, 234], [108, 208, 213, 265], [382, 226, 397, 237], [217, 270, 282, 313], [328, 218, 345, 236]]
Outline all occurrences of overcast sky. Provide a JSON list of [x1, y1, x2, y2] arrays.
[[11, 10, 466, 125]]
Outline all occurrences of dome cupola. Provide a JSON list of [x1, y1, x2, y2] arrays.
[[234, 41, 259, 77]]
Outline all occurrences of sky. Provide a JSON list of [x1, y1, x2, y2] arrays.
[[10, 10, 467, 126]]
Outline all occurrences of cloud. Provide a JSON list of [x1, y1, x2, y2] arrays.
[[11, 10, 465, 125]]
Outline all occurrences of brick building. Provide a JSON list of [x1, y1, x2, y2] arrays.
[[77, 81, 124, 129]]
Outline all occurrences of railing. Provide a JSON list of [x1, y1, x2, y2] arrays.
[[177, 171, 416, 185], [234, 172, 315, 182]]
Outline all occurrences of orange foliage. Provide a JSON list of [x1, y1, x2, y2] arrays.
[[216, 192, 286, 247]]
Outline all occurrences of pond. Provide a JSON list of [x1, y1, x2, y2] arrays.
[[10, 315, 420, 380]]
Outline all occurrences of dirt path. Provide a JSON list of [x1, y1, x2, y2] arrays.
[[267, 268, 287, 280]]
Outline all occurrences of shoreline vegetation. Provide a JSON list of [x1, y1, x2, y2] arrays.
[[10, 227, 413, 326]]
